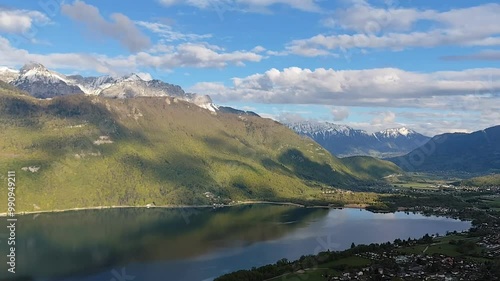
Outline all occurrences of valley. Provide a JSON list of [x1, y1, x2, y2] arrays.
[[0, 64, 498, 281], [1, 1, 499, 280]]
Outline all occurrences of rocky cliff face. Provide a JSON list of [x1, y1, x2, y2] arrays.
[[11, 63, 84, 98], [2, 62, 218, 111]]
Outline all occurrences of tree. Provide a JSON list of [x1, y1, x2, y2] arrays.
[[422, 233, 433, 243], [351, 242, 356, 249]]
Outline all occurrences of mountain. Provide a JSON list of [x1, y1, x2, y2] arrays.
[[0, 87, 400, 212], [0, 66, 19, 83], [389, 126, 500, 174], [2, 62, 218, 111], [218, 106, 260, 117], [10, 62, 84, 98], [456, 174, 500, 187], [286, 121, 430, 158], [67, 73, 189, 99], [0, 80, 26, 94], [342, 156, 402, 181]]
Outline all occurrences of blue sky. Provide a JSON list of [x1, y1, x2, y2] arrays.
[[0, 0, 499, 135]]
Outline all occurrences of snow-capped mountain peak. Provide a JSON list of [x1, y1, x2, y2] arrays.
[[17, 62, 72, 84], [285, 121, 368, 138], [0, 67, 19, 83], [2, 62, 221, 114], [287, 121, 430, 157], [0, 66, 18, 73], [376, 127, 416, 138], [10, 63, 84, 98], [20, 62, 48, 74], [122, 73, 144, 82]]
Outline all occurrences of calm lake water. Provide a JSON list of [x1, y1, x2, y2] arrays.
[[1, 205, 471, 281]]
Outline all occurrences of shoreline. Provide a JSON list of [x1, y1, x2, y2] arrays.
[[0, 201, 357, 217]]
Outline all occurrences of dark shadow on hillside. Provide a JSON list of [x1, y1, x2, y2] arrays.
[[0, 95, 43, 128], [31, 135, 110, 158], [202, 136, 243, 156], [229, 175, 278, 198], [121, 152, 224, 203], [46, 95, 149, 143], [342, 157, 400, 179], [210, 156, 260, 174], [261, 158, 294, 175], [278, 148, 350, 186], [0, 94, 149, 144], [201, 133, 262, 161]]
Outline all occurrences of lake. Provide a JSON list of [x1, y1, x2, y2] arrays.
[[0, 205, 471, 281]]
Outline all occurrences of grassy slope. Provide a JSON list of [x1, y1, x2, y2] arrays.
[[0, 89, 395, 212], [6, 87, 496, 281], [389, 127, 500, 174], [341, 156, 402, 180], [460, 174, 500, 186]]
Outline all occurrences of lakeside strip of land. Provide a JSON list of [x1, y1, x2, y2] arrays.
[[0, 200, 347, 217]]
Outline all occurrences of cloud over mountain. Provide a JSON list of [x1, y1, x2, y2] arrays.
[[61, 0, 151, 52]]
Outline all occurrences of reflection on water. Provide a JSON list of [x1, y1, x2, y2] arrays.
[[0, 205, 471, 281]]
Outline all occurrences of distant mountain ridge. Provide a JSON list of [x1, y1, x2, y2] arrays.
[[286, 121, 430, 158], [11, 62, 85, 98], [389, 125, 500, 174], [0, 62, 220, 112]]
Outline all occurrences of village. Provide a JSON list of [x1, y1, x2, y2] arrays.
[[325, 208, 500, 281]]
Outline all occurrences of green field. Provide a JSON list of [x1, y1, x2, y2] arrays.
[[398, 235, 484, 259], [268, 256, 371, 281], [268, 268, 339, 281], [460, 174, 500, 187], [393, 182, 438, 190], [478, 196, 500, 208]]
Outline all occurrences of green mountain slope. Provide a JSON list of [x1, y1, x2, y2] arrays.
[[388, 126, 500, 174], [0, 88, 393, 212], [458, 174, 500, 187], [0, 84, 404, 212], [342, 156, 402, 180]]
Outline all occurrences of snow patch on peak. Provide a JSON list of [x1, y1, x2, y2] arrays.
[[16, 62, 71, 85], [192, 94, 219, 112], [123, 73, 144, 82], [376, 127, 416, 138], [0, 66, 20, 83], [0, 66, 18, 73], [286, 121, 367, 137], [20, 62, 48, 74], [136, 72, 153, 81]]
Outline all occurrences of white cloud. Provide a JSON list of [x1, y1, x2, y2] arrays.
[[135, 21, 212, 42], [251, 45, 266, 53], [0, 36, 263, 74], [136, 43, 263, 68], [0, 8, 50, 34], [190, 66, 500, 108], [327, 1, 435, 33], [288, 3, 500, 56], [61, 1, 151, 52], [190, 66, 499, 134], [371, 111, 396, 126], [158, 0, 320, 13], [329, 106, 349, 121]]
